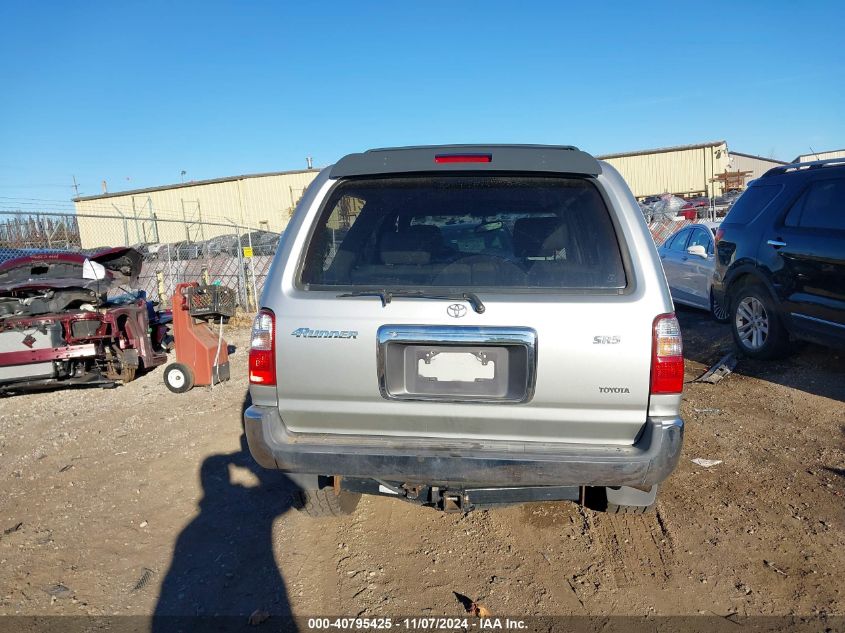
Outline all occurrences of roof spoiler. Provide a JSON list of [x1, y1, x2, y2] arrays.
[[330, 144, 602, 178]]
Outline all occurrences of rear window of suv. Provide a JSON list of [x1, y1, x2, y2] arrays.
[[299, 175, 626, 291]]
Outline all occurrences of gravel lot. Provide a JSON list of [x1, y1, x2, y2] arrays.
[[0, 309, 843, 620]]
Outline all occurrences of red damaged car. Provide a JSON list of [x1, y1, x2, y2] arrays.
[[0, 247, 171, 394]]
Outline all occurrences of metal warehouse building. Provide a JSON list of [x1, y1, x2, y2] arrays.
[[73, 168, 319, 248], [72, 141, 794, 248], [794, 149, 845, 163], [597, 141, 786, 200]]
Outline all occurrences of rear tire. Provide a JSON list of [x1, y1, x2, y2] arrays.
[[729, 282, 790, 359], [292, 486, 361, 518], [163, 362, 194, 393]]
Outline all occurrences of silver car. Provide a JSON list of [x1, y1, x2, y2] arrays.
[[659, 222, 729, 321], [245, 145, 684, 516]]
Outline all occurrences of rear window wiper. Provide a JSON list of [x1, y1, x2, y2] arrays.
[[337, 289, 393, 307], [337, 289, 485, 314], [391, 290, 486, 314]]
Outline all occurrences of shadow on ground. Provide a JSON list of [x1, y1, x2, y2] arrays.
[[153, 393, 298, 630], [676, 306, 845, 402]]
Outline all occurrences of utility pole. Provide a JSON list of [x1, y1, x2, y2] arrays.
[[72, 175, 80, 198]]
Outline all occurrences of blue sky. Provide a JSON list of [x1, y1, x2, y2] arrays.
[[1, 1, 843, 206]]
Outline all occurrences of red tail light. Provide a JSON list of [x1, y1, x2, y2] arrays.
[[249, 309, 276, 385], [434, 154, 492, 164], [650, 313, 684, 394]]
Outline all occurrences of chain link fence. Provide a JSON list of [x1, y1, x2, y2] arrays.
[[1, 209, 712, 307], [648, 216, 698, 245], [0, 211, 278, 309]]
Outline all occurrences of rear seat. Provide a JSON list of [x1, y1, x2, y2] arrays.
[[512, 217, 604, 287], [349, 225, 445, 285], [430, 254, 527, 286]]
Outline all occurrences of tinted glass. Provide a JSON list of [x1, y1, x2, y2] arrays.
[[301, 175, 626, 290], [724, 184, 783, 224], [667, 230, 689, 252], [792, 179, 845, 231], [783, 192, 805, 227]]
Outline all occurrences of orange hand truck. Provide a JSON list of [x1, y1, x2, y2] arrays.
[[163, 282, 234, 393]]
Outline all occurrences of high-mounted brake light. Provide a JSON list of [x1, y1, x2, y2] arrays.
[[434, 154, 492, 164], [249, 309, 276, 385], [650, 313, 684, 394]]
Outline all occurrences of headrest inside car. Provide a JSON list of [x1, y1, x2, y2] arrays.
[[513, 217, 569, 258], [380, 225, 443, 265]]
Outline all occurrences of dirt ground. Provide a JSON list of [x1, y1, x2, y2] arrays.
[[0, 309, 843, 620]]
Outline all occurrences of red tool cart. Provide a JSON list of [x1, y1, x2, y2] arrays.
[[163, 282, 235, 393]]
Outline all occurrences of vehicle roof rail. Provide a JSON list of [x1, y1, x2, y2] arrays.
[[762, 158, 845, 178]]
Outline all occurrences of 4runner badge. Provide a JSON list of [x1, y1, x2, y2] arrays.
[[291, 328, 358, 339]]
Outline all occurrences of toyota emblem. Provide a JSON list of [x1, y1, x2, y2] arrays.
[[446, 303, 467, 318]]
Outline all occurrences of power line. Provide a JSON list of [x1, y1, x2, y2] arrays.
[[0, 195, 78, 203], [0, 184, 76, 189]]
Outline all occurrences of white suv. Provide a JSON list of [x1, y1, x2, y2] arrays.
[[245, 145, 684, 515]]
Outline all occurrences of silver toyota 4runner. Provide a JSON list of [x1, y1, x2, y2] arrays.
[[244, 145, 684, 516]]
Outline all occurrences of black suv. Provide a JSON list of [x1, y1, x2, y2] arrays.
[[712, 159, 845, 359]]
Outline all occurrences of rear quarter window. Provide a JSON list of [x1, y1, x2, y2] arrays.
[[300, 175, 627, 291], [784, 178, 845, 231], [723, 184, 783, 224]]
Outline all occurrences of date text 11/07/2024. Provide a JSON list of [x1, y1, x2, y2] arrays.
[[306, 618, 528, 630]]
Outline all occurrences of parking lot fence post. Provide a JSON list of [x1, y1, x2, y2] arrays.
[[248, 230, 258, 310], [156, 270, 166, 305]]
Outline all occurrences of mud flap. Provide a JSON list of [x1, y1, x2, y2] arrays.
[[605, 484, 657, 507]]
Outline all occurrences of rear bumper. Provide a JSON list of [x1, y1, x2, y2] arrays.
[[244, 405, 684, 488]]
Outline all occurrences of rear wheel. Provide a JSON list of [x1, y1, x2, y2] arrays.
[[292, 485, 361, 518], [163, 362, 194, 393], [729, 282, 790, 359]]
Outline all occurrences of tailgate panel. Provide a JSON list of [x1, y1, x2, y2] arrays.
[[275, 297, 653, 445]]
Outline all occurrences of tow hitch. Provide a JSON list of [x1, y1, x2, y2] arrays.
[[339, 478, 580, 512], [441, 493, 463, 512], [432, 487, 464, 513]]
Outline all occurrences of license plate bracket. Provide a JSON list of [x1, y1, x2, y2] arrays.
[[377, 326, 537, 403], [417, 349, 496, 383]]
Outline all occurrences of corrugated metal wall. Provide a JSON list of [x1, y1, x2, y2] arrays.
[[796, 150, 845, 163], [730, 153, 785, 181], [600, 143, 729, 199], [74, 170, 319, 248]]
